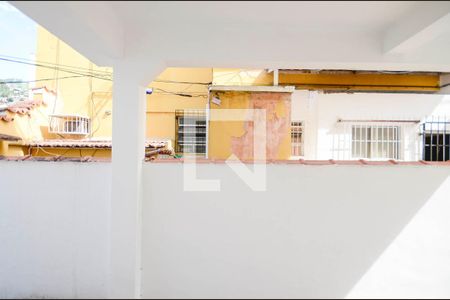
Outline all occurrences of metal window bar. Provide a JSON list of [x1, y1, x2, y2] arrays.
[[291, 121, 304, 157], [49, 115, 91, 135], [421, 116, 450, 161], [175, 109, 207, 156], [350, 124, 401, 160]]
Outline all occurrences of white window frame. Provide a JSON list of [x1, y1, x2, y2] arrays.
[[351, 124, 402, 160], [290, 121, 305, 158], [48, 114, 91, 135], [175, 109, 207, 157]]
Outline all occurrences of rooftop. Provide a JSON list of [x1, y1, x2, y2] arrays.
[[23, 139, 170, 149]]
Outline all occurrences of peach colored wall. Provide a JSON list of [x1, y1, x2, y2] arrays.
[[209, 91, 291, 160]]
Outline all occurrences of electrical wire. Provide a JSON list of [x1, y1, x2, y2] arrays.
[[154, 79, 211, 85], [0, 54, 112, 76], [0, 54, 112, 78], [0, 56, 218, 87], [0, 75, 109, 85], [0, 57, 112, 81], [0, 54, 219, 87], [151, 87, 208, 98]]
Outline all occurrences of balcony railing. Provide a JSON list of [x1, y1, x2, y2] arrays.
[[49, 114, 91, 135]]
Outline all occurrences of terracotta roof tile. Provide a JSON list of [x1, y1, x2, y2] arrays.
[[0, 133, 21, 142], [148, 158, 450, 166], [299, 159, 335, 165], [0, 113, 14, 122], [1, 155, 450, 166], [25, 139, 170, 149], [0, 155, 110, 163], [7, 99, 43, 115], [31, 86, 57, 95]]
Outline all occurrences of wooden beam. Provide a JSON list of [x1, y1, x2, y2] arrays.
[[278, 71, 440, 92]]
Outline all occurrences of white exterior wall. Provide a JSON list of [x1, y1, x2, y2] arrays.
[[1, 161, 450, 299], [291, 91, 450, 160], [141, 162, 450, 299], [0, 162, 111, 299]]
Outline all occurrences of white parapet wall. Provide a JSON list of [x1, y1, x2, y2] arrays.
[[1, 161, 450, 299], [0, 161, 111, 299], [142, 162, 450, 299]]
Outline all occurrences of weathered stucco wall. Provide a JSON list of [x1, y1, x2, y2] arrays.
[[209, 91, 291, 160]]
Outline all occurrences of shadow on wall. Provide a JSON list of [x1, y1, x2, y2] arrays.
[[142, 164, 450, 298], [346, 170, 450, 299]]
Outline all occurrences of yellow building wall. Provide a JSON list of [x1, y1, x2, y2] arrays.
[[208, 91, 292, 160], [34, 26, 114, 139], [0, 95, 56, 156], [36, 26, 214, 145], [29, 147, 111, 158], [0, 27, 214, 157], [146, 67, 212, 142], [0, 27, 286, 158]]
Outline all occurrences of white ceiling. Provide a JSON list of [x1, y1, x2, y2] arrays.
[[112, 1, 421, 34], [11, 1, 450, 81]]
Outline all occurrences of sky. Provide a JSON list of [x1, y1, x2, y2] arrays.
[[0, 1, 36, 81]]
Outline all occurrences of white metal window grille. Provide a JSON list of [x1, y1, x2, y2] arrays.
[[291, 121, 304, 157], [175, 109, 207, 156], [49, 114, 91, 135], [351, 125, 401, 160], [420, 116, 450, 161]]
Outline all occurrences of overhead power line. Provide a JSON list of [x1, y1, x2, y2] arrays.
[[154, 79, 211, 85], [0, 57, 112, 81], [0, 54, 222, 88], [0, 75, 111, 85], [0, 54, 112, 76], [152, 87, 208, 98]]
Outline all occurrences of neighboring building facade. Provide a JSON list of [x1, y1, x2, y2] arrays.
[[1, 26, 450, 162], [291, 91, 450, 161]]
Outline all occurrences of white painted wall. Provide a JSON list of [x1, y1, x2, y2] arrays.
[[292, 91, 450, 160], [141, 162, 450, 299], [0, 161, 111, 299], [1, 161, 450, 299], [347, 174, 450, 299]]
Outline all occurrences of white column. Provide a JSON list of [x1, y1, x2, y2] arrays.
[[109, 64, 147, 299]]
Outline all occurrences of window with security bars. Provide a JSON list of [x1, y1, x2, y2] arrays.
[[351, 125, 401, 160], [291, 121, 304, 157], [421, 119, 450, 161], [175, 110, 207, 156]]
